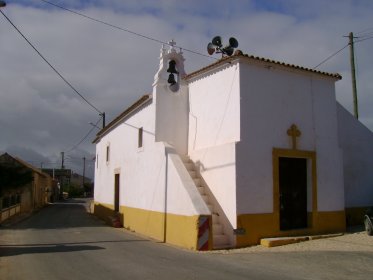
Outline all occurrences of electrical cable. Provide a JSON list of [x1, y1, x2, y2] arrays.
[[355, 27, 373, 36], [312, 44, 349, 69], [40, 0, 217, 61], [355, 36, 373, 43], [0, 9, 103, 115], [64, 116, 102, 153]]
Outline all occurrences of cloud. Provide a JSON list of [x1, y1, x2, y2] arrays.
[[0, 0, 372, 178]]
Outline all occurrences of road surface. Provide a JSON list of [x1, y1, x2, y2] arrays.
[[1, 199, 372, 279]]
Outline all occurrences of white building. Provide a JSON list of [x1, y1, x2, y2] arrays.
[[93, 42, 373, 250]]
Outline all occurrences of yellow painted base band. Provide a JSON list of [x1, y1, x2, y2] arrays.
[[93, 202, 211, 250], [346, 206, 372, 226], [121, 206, 208, 250], [237, 210, 346, 247], [93, 202, 115, 225]]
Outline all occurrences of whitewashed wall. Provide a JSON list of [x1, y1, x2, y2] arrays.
[[94, 101, 209, 216], [337, 104, 373, 208], [188, 62, 240, 228], [236, 61, 344, 214], [154, 82, 189, 155]]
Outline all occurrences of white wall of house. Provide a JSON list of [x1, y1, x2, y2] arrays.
[[187, 62, 240, 229], [94, 103, 156, 208], [236, 60, 345, 214], [337, 104, 373, 208], [94, 101, 209, 217]]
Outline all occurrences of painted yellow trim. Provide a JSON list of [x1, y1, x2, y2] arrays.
[[272, 148, 317, 230], [93, 202, 209, 250], [120, 206, 202, 250], [261, 236, 308, 247], [237, 211, 345, 247], [236, 149, 345, 247], [93, 202, 116, 224]]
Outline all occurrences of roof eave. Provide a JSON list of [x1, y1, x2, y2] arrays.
[[185, 53, 342, 81], [93, 94, 152, 144]]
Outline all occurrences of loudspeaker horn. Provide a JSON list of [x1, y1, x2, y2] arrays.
[[212, 36, 223, 47], [229, 37, 239, 48], [207, 43, 216, 55], [223, 46, 234, 56]]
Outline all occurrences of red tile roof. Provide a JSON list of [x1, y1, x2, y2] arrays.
[[185, 51, 342, 81], [93, 94, 152, 143]]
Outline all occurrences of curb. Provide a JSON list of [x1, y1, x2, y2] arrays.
[[260, 233, 344, 247]]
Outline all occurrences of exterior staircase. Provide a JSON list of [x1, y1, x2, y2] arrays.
[[181, 155, 231, 249]]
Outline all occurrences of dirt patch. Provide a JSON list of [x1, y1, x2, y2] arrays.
[[208, 227, 373, 254]]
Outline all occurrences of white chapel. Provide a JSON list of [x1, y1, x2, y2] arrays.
[[93, 41, 373, 250]]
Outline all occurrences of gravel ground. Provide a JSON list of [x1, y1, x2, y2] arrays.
[[207, 226, 373, 254]]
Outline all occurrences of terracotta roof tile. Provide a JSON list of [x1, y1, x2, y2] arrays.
[[93, 94, 152, 143], [185, 52, 342, 81]]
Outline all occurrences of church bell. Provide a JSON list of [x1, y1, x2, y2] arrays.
[[167, 73, 176, 85], [167, 60, 179, 74], [167, 60, 178, 85]]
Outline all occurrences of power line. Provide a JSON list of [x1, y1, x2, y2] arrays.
[[40, 0, 217, 61], [0, 9, 103, 115], [355, 35, 373, 43], [313, 44, 349, 69], [64, 116, 102, 154], [355, 27, 373, 35]]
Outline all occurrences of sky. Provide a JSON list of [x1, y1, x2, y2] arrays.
[[0, 0, 372, 179]]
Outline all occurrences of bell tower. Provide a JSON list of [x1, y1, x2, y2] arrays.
[[153, 39, 186, 89], [153, 40, 189, 155]]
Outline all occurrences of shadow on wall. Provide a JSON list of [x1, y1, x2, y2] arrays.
[[194, 166, 234, 244]]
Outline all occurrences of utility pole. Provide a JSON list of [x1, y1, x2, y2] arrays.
[[61, 152, 65, 169], [348, 32, 359, 119], [82, 157, 86, 188], [60, 152, 65, 199], [100, 112, 106, 129]]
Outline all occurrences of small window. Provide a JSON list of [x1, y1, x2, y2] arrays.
[[96, 154, 99, 169], [138, 127, 143, 148], [106, 146, 110, 162]]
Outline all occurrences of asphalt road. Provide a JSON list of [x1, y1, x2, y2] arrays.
[[1, 199, 372, 280]]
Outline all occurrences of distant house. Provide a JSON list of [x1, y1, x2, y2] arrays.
[[0, 153, 56, 223], [70, 172, 92, 188], [42, 168, 71, 198], [93, 42, 373, 250]]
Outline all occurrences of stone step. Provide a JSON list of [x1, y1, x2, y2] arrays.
[[213, 243, 232, 250], [184, 162, 194, 171], [197, 186, 205, 195], [193, 178, 201, 186], [212, 213, 220, 224], [189, 171, 198, 178], [213, 234, 229, 248], [201, 195, 209, 203], [181, 155, 191, 163], [207, 203, 217, 212], [213, 223, 224, 235]]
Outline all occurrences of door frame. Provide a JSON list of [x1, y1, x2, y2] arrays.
[[114, 173, 120, 213], [272, 148, 317, 231]]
